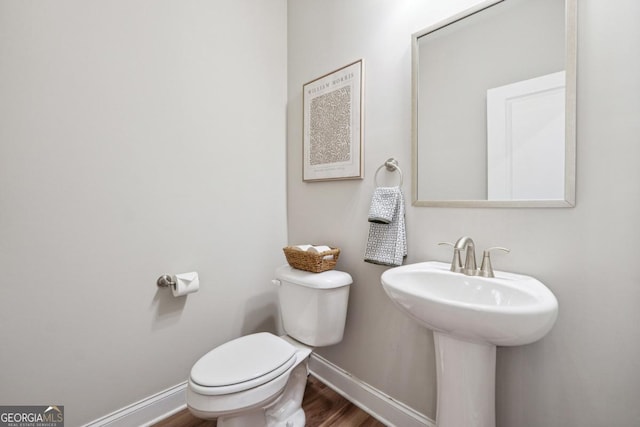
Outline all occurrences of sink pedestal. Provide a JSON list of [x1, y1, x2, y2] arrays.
[[434, 332, 496, 427]]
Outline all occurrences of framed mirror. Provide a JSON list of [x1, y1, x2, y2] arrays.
[[412, 0, 576, 207]]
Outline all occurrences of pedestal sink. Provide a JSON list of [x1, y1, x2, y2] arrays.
[[381, 261, 558, 427]]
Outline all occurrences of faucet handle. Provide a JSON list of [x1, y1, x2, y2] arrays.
[[438, 242, 463, 273], [479, 247, 510, 278]]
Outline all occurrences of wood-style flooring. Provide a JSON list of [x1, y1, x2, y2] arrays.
[[153, 375, 386, 427]]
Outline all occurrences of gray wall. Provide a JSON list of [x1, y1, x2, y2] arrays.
[[0, 1, 287, 425], [287, 0, 640, 426]]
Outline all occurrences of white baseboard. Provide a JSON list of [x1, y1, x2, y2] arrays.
[[82, 382, 187, 427], [83, 355, 433, 427], [308, 354, 435, 427]]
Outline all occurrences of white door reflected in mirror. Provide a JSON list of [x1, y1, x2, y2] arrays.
[[487, 71, 566, 200]]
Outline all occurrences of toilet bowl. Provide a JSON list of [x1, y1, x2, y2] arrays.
[[187, 333, 311, 427], [186, 265, 352, 426]]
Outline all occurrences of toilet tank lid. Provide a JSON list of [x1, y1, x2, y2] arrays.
[[275, 264, 352, 289]]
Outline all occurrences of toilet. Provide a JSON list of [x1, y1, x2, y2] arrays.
[[186, 264, 352, 427]]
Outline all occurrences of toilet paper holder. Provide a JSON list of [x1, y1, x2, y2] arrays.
[[157, 275, 176, 289]]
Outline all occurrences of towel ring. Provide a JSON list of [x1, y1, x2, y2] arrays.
[[374, 158, 403, 187]]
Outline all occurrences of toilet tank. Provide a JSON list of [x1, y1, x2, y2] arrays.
[[274, 265, 352, 347]]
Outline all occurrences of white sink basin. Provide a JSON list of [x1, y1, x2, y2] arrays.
[[381, 261, 558, 346]]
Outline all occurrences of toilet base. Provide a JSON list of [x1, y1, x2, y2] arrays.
[[194, 359, 309, 427], [264, 361, 307, 427], [217, 408, 304, 427], [217, 410, 267, 427]]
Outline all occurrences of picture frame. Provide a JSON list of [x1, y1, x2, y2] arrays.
[[302, 60, 363, 182]]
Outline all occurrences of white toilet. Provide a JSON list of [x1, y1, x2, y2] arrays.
[[186, 264, 352, 427]]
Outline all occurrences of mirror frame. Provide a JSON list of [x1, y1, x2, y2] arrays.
[[411, 0, 577, 208]]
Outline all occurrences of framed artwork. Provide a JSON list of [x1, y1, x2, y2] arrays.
[[302, 60, 363, 182]]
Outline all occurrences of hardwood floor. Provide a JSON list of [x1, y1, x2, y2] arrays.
[[153, 375, 385, 427], [301, 376, 385, 427]]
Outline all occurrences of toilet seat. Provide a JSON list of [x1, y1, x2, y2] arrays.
[[190, 332, 297, 396]]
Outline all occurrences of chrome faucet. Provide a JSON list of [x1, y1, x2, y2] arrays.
[[454, 236, 478, 276], [438, 236, 478, 275], [439, 237, 510, 277]]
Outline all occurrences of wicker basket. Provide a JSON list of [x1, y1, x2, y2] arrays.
[[283, 246, 340, 273]]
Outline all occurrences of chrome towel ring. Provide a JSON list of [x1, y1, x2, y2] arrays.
[[374, 158, 403, 187]]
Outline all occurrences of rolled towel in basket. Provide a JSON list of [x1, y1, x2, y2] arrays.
[[293, 244, 334, 260], [364, 186, 407, 266], [308, 245, 334, 260]]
